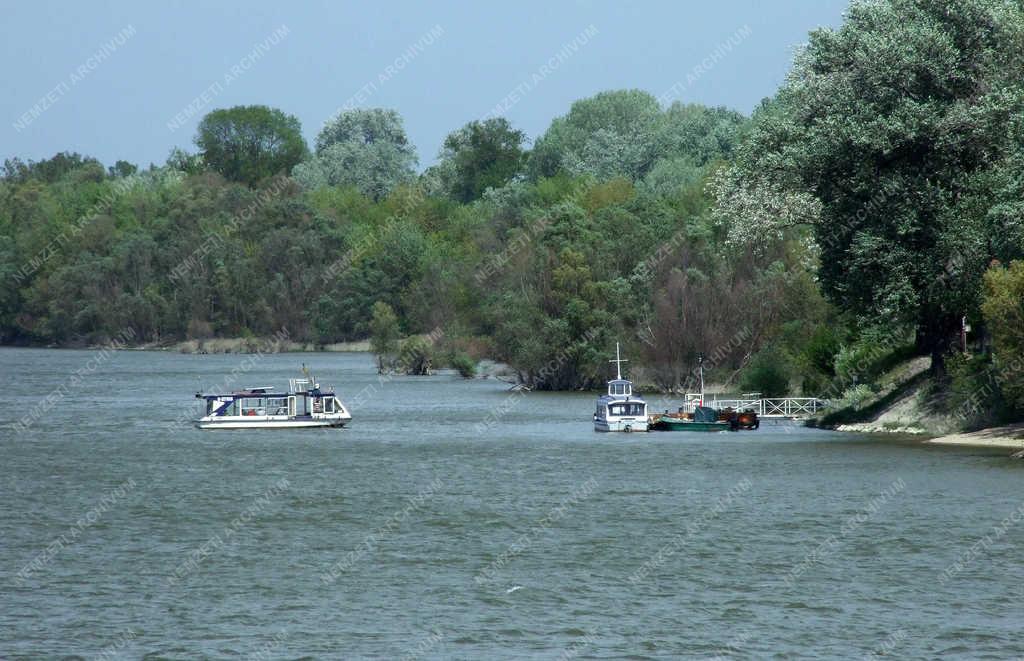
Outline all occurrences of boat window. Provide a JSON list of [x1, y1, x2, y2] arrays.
[[610, 382, 632, 396], [609, 402, 645, 417], [312, 397, 324, 414], [241, 397, 266, 416], [267, 397, 288, 415], [325, 397, 334, 413]]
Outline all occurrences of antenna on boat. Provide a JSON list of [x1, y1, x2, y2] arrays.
[[610, 342, 628, 380], [698, 352, 705, 406]]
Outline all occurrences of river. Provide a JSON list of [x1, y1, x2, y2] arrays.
[[1, 347, 1021, 659]]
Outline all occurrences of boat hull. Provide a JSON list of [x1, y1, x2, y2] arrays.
[[195, 416, 349, 430], [594, 418, 649, 432], [651, 417, 730, 432]]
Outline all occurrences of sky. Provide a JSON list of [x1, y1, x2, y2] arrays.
[[2, 0, 848, 171]]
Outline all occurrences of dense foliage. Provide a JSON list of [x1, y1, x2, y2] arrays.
[[1, 95, 805, 391], [715, 0, 1024, 374], [980, 261, 1024, 415], [293, 109, 417, 200], [3, 0, 1023, 413], [195, 105, 307, 186]]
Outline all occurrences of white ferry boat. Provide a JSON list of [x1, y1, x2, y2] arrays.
[[195, 369, 351, 430], [593, 343, 648, 432]]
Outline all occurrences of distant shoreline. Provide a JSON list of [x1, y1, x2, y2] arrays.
[[1, 337, 372, 354]]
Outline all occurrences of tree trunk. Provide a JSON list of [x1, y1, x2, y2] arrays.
[[919, 311, 958, 379]]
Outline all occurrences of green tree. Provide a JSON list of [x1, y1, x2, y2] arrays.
[[166, 147, 204, 176], [436, 118, 525, 202], [369, 301, 401, 373], [108, 160, 137, 178], [293, 108, 417, 200], [740, 351, 791, 397], [528, 89, 662, 181], [715, 0, 1024, 373], [195, 105, 307, 186], [981, 261, 1024, 414]]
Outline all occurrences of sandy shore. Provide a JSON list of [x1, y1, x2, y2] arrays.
[[926, 423, 1024, 450]]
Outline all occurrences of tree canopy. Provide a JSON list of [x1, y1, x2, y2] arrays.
[[715, 0, 1024, 371], [528, 90, 745, 184], [194, 105, 307, 186], [433, 118, 526, 202], [4, 0, 1024, 412], [293, 108, 417, 200]]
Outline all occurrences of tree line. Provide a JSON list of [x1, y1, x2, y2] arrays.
[[2, 0, 1022, 425]]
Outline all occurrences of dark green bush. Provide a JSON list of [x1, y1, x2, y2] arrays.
[[448, 351, 477, 378], [740, 351, 791, 397]]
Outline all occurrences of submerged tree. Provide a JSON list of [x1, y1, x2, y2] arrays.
[[369, 301, 401, 373]]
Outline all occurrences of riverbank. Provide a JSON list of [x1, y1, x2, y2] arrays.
[[168, 338, 370, 354], [1, 336, 373, 353], [925, 424, 1024, 450], [810, 356, 957, 436]]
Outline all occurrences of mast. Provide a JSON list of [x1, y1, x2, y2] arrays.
[[698, 352, 704, 406], [610, 342, 628, 380]]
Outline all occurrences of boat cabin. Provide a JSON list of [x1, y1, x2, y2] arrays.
[[607, 379, 633, 397], [194, 374, 351, 429]]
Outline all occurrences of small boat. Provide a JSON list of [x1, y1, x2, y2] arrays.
[[651, 406, 730, 432], [720, 407, 760, 430], [648, 353, 741, 432], [594, 343, 648, 432], [194, 368, 351, 430]]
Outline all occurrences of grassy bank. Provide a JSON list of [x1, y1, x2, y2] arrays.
[[811, 356, 957, 436]]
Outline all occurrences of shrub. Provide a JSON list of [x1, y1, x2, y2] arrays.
[[448, 351, 477, 378], [837, 384, 874, 410], [981, 261, 1024, 417], [946, 353, 1004, 428], [397, 336, 435, 375], [740, 351, 791, 397]]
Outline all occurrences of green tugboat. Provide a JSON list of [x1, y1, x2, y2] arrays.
[[651, 405, 731, 432], [648, 353, 759, 432]]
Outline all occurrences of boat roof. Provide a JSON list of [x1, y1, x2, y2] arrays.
[[598, 393, 646, 404], [196, 389, 336, 400]]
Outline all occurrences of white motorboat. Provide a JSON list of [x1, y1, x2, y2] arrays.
[[593, 343, 648, 432], [194, 369, 351, 430]]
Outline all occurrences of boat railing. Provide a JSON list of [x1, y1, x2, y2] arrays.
[[679, 397, 832, 418]]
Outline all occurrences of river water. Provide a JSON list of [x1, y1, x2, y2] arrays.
[[1, 347, 1022, 659]]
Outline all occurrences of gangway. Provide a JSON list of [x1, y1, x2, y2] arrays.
[[678, 396, 831, 419]]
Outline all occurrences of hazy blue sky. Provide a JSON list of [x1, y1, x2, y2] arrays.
[[3, 0, 847, 170]]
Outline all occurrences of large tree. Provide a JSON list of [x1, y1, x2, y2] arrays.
[[433, 118, 526, 202], [714, 0, 1024, 372], [528, 89, 662, 181], [194, 105, 307, 186], [293, 108, 417, 200], [527, 91, 746, 186]]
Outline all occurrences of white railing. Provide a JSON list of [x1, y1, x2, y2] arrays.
[[680, 397, 831, 418]]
